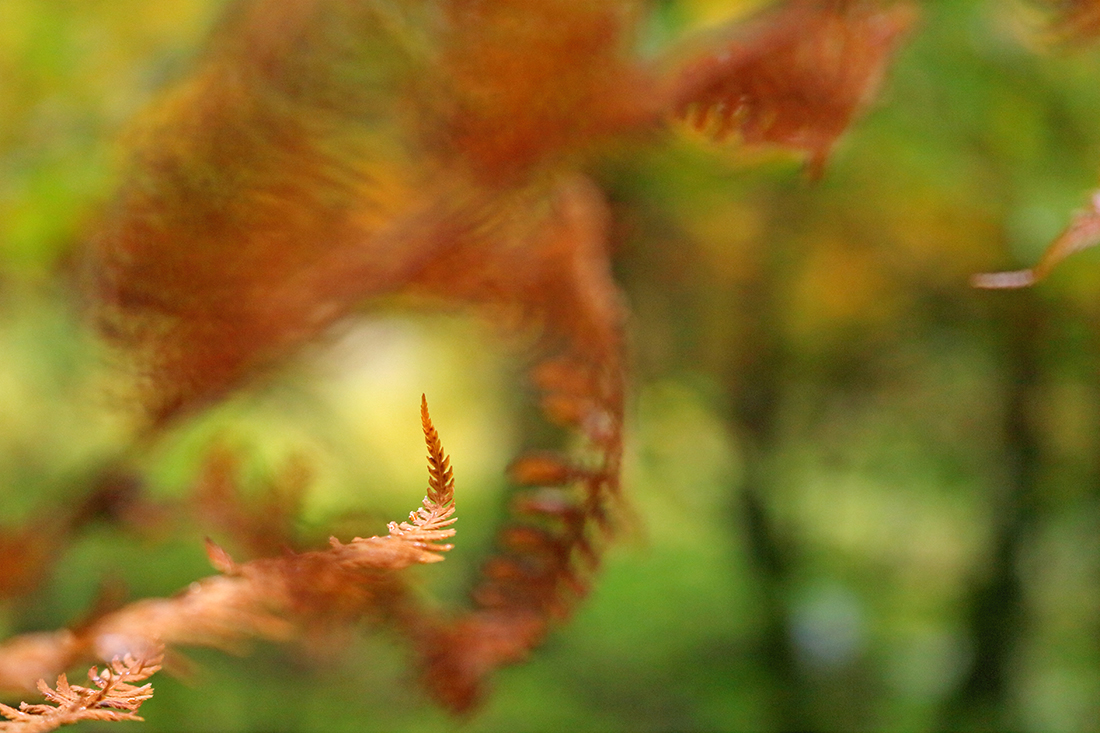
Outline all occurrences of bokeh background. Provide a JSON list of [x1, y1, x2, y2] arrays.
[[4, 1, 1100, 730]]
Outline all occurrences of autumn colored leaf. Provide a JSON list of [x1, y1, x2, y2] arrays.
[[0, 400, 455, 695], [668, 0, 916, 174], [1041, 0, 1100, 40], [71, 0, 917, 715], [972, 191, 1100, 288]]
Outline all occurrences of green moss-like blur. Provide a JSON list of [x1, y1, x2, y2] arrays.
[[4, 1, 1100, 731]]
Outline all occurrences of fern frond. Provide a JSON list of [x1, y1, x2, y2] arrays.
[[420, 394, 455, 511], [0, 647, 162, 732], [669, 0, 915, 174], [332, 396, 456, 564], [972, 190, 1100, 289], [1042, 0, 1100, 40], [58, 0, 920, 719], [403, 177, 626, 712], [0, 401, 457, 692]]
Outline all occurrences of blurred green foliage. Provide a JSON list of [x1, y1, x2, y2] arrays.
[[4, 1, 1100, 731]]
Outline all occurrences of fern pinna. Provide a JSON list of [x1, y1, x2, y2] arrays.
[[0, 398, 454, 731], [0, 650, 163, 732], [0, 0, 917, 721]]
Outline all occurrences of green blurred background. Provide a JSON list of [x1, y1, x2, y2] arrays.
[[4, 1, 1100, 730]]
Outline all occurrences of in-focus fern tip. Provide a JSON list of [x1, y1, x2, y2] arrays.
[[421, 394, 454, 508]]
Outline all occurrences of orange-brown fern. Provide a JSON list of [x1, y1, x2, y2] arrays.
[[66, 0, 917, 716], [973, 190, 1100, 288], [1042, 0, 1100, 40], [0, 400, 455, 696], [669, 0, 916, 175], [0, 648, 163, 733]]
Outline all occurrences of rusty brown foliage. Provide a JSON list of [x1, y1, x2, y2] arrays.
[[1, 0, 919, 720], [81, 0, 914, 430], [0, 649, 163, 733], [192, 447, 310, 557], [973, 190, 1100, 288], [671, 0, 916, 175], [1042, 0, 1100, 40], [0, 399, 454, 703]]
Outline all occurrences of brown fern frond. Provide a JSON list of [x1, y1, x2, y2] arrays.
[[420, 394, 455, 509], [972, 190, 1100, 288], [82, 1, 432, 427], [402, 176, 626, 712], [70, 0, 917, 718], [82, 0, 916, 436], [193, 446, 310, 557], [0, 407, 458, 693], [668, 0, 916, 175], [432, 0, 653, 180], [0, 647, 162, 732], [81, 0, 654, 429], [333, 397, 456, 562], [1040, 0, 1100, 40]]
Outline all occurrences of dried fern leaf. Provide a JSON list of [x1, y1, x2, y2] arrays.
[[421, 393, 455, 511], [0, 402, 457, 693], [83, 0, 653, 428], [972, 191, 1100, 288], [1040, 0, 1100, 40], [84, 0, 430, 426], [433, 0, 652, 179], [0, 647, 162, 732], [332, 395, 456, 563], [669, 0, 916, 174]]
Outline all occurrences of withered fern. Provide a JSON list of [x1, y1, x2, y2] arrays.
[[973, 190, 1100, 289], [671, 0, 915, 176], [4, 0, 923, 721], [972, 5, 1100, 284], [0, 649, 163, 733], [0, 400, 455, 703], [1041, 0, 1100, 40]]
